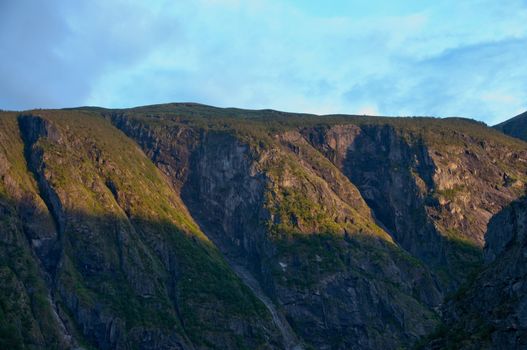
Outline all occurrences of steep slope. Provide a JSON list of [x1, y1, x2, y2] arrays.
[[0, 113, 72, 349], [303, 118, 527, 289], [425, 196, 527, 349], [494, 111, 527, 141], [0, 110, 282, 349], [103, 109, 465, 349], [101, 105, 527, 349], [3, 103, 527, 350]]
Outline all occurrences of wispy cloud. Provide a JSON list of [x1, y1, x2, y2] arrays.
[[1, 0, 526, 123]]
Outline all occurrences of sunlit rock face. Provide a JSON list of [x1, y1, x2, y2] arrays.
[[1, 104, 527, 349]]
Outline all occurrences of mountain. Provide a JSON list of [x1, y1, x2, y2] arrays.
[[494, 111, 527, 141], [423, 196, 527, 349], [1, 104, 527, 349]]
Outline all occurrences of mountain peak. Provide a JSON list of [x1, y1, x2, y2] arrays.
[[494, 110, 527, 141]]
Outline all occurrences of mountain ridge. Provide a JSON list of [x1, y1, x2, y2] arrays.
[[1, 104, 527, 349], [494, 110, 527, 142]]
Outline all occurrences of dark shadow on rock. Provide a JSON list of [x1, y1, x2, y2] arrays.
[[419, 195, 527, 349], [0, 191, 284, 350], [303, 123, 482, 293]]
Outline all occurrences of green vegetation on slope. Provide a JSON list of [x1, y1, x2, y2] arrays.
[[0, 110, 278, 349], [2, 103, 526, 349]]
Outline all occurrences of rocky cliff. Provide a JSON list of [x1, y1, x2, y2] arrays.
[[302, 119, 527, 290], [1, 104, 527, 349], [424, 196, 527, 349]]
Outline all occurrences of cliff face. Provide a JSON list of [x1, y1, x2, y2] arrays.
[[425, 197, 527, 349], [110, 114, 443, 349], [1, 104, 527, 350], [303, 121, 527, 290]]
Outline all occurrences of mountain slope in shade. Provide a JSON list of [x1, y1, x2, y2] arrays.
[[1, 103, 527, 349], [424, 196, 527, 349], [494, 111, 527, 141]]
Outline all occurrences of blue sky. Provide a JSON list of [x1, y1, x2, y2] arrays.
[[1, 0, 526, 124]]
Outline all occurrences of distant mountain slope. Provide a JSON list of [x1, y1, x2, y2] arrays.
[[2, 103, 527, 349], [494, 111, 527, 141]]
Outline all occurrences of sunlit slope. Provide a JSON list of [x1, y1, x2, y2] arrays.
[[0, 110, 281, 350]]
